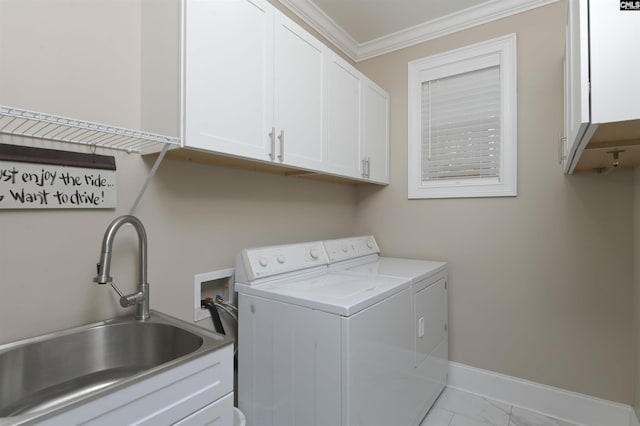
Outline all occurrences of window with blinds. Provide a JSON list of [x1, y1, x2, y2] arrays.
[[421, 66, 500, 181], [408, 34, 517, 199]]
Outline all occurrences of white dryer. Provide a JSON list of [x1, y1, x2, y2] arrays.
[[235, 240, 418, 426], [323, 236, 449, 424]]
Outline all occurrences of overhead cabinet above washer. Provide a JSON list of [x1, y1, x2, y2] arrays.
[[179, 0, 389, 184], [325, 53, 390, 184], [563, 0, 640, 173]]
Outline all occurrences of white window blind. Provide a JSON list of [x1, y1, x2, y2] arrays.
[[408, 33, 516, 199], [421, 66, 500, 182]]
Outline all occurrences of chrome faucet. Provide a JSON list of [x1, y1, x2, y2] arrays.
[[94, 215, 150, 320]]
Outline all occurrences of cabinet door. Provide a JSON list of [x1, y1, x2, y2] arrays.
[[563, 0, 592, 173], [173, 393, 234, 426], [361, 78, 390, 184], [325, 52, 361, 178], [590, 1, 640, 124], [273, 12, 326, 170], [183, 0, 274, 161]]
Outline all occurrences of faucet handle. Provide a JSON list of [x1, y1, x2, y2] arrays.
[[110, 282, 144, 308], [110, 281, 125, 298]]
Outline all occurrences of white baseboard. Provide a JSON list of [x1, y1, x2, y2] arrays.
[[447, 361, 636, 426]]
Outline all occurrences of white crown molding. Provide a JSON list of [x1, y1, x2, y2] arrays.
[[276, 0, 360, 60], [277, 0, 560, 62]]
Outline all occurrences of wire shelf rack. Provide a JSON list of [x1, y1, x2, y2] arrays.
[[0, 105, 180, 154]]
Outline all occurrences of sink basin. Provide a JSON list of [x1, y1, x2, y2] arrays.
[[0, 310, 232, 423]]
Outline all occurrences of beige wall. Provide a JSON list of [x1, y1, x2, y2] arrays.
[[0, 152, 356, 344], [354, 2, 635, 404], [0, 0, 143, 128]]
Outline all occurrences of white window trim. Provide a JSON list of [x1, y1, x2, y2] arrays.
[[407, 33, 517, 199]]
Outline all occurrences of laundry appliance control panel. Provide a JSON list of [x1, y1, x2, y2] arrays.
[[323, 235, 379, 263], [240, 241, 328, 282]]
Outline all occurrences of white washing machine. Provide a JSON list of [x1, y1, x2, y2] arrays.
[[323, 236, 449, 424], [235, 240, 419, 426]]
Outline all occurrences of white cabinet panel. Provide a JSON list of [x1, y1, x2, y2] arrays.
[[362, 78, 390, 184], [326, 52, 361, 178], [273, 13, 326, 170], [173, 393, 234, 425], [326, 55, 391, 183], [563, 0, 590, 172], [589, 1, 640, 124], [563, 0, 640, 173], [36, 344, 234, 426], [184, 0, 273, 160]]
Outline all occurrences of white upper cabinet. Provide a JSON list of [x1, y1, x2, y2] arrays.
[[563, 0, 590, 172], [272, 13, 327, 170], [325, 52, 362, 179], [183, 0, 273, 161], [361, 77, 390, 184], [325, 53, 390, 184], [180, 0, 389, 183], [589, 2, 640, 124], [563, 0, 640, 173], [183, 0, 326, 170]]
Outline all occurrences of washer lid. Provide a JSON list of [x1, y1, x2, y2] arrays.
[[345, 257, 447, 283], [237, 272, 410, 316]]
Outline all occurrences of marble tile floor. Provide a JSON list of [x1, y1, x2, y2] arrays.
[[420, 387, 582, 426]]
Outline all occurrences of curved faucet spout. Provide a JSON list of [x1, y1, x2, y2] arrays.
[[94, 215, 150, 320]]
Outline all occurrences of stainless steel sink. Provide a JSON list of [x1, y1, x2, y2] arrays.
[[0, 310, 232, 423]]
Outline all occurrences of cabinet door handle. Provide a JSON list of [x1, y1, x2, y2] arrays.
[[361, 158, 367, 178], [366, 157, 371, 178], [278, 129, 285, 162], [269, 127, 276, 160], [559, 133, 567, 164]]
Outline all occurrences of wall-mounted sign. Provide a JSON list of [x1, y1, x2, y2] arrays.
[[0, 143, 116, 209]]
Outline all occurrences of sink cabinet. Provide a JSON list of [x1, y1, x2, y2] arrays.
[[563, 0, 640, 173], [0, 312, 234, 426], [32, 344, 234, 426], [174, 393, 234, 425]]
